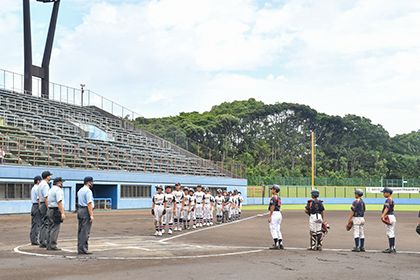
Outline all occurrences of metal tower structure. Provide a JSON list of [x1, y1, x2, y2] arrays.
[[23, 0, 61, 99]]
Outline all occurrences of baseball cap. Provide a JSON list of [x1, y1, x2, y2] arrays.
[[381, 187, 393, 194], [41, 171, 52, 179], [34, 175, 42, 184], [53, 177, 65, 185], [84, 176, 94, 184]]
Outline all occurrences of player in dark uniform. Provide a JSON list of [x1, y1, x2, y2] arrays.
[[381, 187, 396, 253], [305, 189, 325, 251], [268, 185, 284, 250], [348, 189, 366, 252]]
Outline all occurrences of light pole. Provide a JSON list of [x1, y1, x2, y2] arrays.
[[80, 84, 85, 106]]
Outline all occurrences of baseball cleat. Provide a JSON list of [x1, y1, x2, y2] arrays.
[[279, 244, 285, 250], [206, 222, 210, 226], [168, 229, 173, 234], [158, 231, 162, 236], [317, 246, 322, 251], [154, 231, 159, 236], [161, 229, 165, 234], [269, 244, 280, 250], [187, 226, 191, 229], [382, 248, 396, 253], [178, 227, 182, 231], [199, 223, 203, 227], [210, 222, 213, 225], [360, 247, 365, 252], [192, 225, 196, 229], [351, 247, 360, 252]]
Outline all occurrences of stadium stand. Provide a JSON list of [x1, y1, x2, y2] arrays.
[[0, 89, 238, 177]]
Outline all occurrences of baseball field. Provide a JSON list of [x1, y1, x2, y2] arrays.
[[2, 208, 420, 280]]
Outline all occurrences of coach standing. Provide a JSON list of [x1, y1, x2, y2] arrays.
[[77, 176, 94, 254], [30, 175, 42, 245], [46, 177, 65, 250], [38, 171, 52, 248]]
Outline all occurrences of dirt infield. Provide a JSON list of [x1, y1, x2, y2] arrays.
[[1, 209, 420, 279]]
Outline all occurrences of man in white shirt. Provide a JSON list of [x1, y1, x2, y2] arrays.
[[77, 176, 94, 254], [46, 177, 66, 250], [30, 175, 42, 245], [38, 171, 52, 248]]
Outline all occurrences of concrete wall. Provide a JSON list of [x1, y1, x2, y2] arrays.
[[0, 165, 247, 214]]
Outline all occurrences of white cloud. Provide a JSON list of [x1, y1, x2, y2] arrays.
[[1, 0, 420, 136]]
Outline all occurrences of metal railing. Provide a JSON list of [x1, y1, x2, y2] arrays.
[[0, 68, 246, 178]]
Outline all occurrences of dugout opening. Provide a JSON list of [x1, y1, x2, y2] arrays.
[[76, 183, 118, 210]]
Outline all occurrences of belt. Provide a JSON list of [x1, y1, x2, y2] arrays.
[[196, 202, 202, 204], [217, 203, 222, 205], [33, 203, 38, 205], [155, 203, 163, 206], [184, 204, 189, 207], [78, 206, 87, 208], [40, 202, 45, 204], [50, 207, 58, 209]]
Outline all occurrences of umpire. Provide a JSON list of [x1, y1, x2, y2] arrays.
[[30, 175, 42, 245], [77, 176, 94, 254], [38, 171, 52, 248], [46, 177, 65, 250]]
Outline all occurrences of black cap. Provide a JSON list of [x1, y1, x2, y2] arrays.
[[53, 177, 65, 185], [175, 182, 181, 187], [42, 171, 52, 179], [165, 185, 172, 189], [84, 176, 94, 184], [34, 175, 42, 184], [381, 187, 393, 194]]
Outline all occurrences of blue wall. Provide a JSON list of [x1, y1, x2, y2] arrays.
[[0, 165, 247, 214]]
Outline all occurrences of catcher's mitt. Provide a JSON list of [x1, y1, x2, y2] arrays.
[[416, 224, 420, 235], [322, 221, 330, 235], [381, 215, 392, 225], [346, 220, 353, 231]]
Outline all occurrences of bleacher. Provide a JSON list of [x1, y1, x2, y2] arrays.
[[0, 89, 227, 177]]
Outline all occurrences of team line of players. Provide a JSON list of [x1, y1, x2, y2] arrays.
[[151, 184, 243, 236]]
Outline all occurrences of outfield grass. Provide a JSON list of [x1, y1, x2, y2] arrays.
[[242, 204, 420, 211]]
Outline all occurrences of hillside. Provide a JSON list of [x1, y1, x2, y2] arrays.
[[133, 99, 420, 179]]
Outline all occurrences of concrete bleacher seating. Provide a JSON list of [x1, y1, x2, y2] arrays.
[[0, 89, 228, 177]]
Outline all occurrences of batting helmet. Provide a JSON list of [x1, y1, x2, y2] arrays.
[[381, 187, 393, 194], [311, 189, 320, 198], [354, 189, 364, 197], [270, 185, 280, 193]]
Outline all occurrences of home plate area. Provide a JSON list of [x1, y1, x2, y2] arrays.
[[16, 236, 263, 260]]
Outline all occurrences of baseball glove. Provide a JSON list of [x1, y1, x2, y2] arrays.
[[151, 209, 155, 215], [346, 220, 353, 231], [416, 224, 420, 235], [381, 215, 392, 225], [322, 221, 330, 234], [163, 209, 166, 215]]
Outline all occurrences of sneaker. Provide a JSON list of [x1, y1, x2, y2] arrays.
[[178, 227, 182, 231], [154, 231, 159, 236], [192, 225, 196, 229], [360, 247, 365, 252], [174, 226, 178, 231], [206, 223, 210, 226], [382, 248, 396, 253], [158, 231, 162, 236], [199, 223, 203, 227], [269, 244, 280, 250], [351, 247, 360, 252], [187, 226, 191, 230], [168, 229, 173, 235], [161, 229, 165, 234], [210, 222, 213, 225], [279, 244, 285, 250]]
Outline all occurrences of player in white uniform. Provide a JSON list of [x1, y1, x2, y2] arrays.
[[152, 185, 167, 236], [214, 189, 224, 224], [228, 191, 235, 222], [203, 187, 212, 226], [222, 190, 230, 223], [233, 190, 239, 220], [173, 183, 185, 231], [238, 191, 243, 219], [181, 187, 190, 229], [188, 188, 196, 229], [194, 185, 205, 227], [209, 192, 215, 225], [163, 186, 175, 234]]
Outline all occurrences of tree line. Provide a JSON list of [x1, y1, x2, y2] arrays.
[[133, 98, 420, 179]]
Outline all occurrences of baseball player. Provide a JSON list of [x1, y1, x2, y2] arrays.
[[209, 190, 215, 225], [305, 189, 325, 251], [214, 189, 224, 224], [233, 190, 239, 220], [173, 183, 185, 231], [203, 187, 213, 226], [348, 189, 366, 252], [381, 187, 397, 253], [268, 185, 284, 250], [152, 185, 167, 236], [194, 185, 205, 227], [222, 190, 230, 223], [188, 188, 196, 229], [163, 185, 175, 234], [181, 187, 190, 229], [238, 191, 243, 219], [228, 191, 235, 222]]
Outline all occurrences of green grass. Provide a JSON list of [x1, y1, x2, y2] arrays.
[[242, 204, 420, 211]]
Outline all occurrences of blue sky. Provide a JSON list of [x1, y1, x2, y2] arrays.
[[1, 0, 420, 136]]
